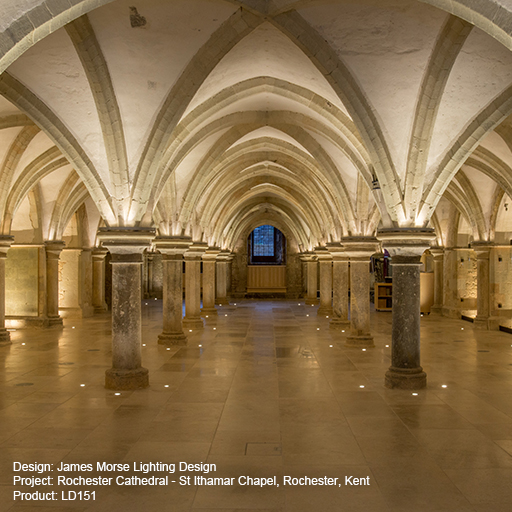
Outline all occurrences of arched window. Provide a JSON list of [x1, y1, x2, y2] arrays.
[[248, 225, 286, 265]]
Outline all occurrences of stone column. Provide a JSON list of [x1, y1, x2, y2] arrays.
[[216, 250, 230, 305], [0, 236, 13, 346], [92, 247, 109, 313], [97, 228, 155, 390], [472, 241, 493, 330], [430, 247, 444, 315], [202, 248, 220, 317], [155, 236, 191, 345], [45, 240, 65, 327], [378, 228, 436, 389], [315, 247, 333, 316], [327, 242, 350, 330], [302, 253, 318, 305], [343, 238, 379, 347], [183, 243, 208, 330]]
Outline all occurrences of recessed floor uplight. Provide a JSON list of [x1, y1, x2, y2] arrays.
[[225, 314, 227, 317], [219, 304, 222, 307], [359, 385, 365, 388], [166, 348, 170, 351], [72, 326, 75, 329], [385, 345, 389, 348], [461, 328, 464, 330], [298, 303, 301, 306], [234, 303, 237, 306], [317, 328, 320, 330], [164, 385, 169, 388], [145, 303, 148, 306], [441, 384, 447, 388], [412, 393, 418, 396], [311, 305, 314, 307], [198, 344, 202, 347], [213, 328, 216, 330], [115, 393, 121, 396], [362, 349, 366, 352], [326, 316, 329, 318], [307, 314, 309, 317], [206, 315, 208, 318], [155, 298, 157, 300], [80, 384, 85, 387], [189, 330, 192, 332], [329, 345, 333, 348], [21, 343, 25, 345], [342, 330, 345, 333]]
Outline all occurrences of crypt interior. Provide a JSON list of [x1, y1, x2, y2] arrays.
[[2, 0, 512, 510]]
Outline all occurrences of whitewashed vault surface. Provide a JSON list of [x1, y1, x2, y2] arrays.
[[1, 0, 512, 250]]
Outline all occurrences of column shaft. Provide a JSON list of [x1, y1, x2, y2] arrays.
[[0, 237, 12, 345], [159, 256, 187, 344], [347, 259, 373, 346], [430, 248, 444, 314], [330, 259, 349, 329], [45, 241, 64, 327], [473, 243, 492, 330], [305, 260, 318, 305], [202, 260, 218, 316], [316, 252, 333, 316], [92, 249, 108, 313], [216, 260, 229, 305]]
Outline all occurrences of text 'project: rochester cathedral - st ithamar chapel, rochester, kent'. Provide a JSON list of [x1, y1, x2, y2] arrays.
[[3, 1, 512, 511]]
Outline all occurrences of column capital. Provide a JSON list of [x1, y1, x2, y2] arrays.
[[97, 228, 155, 262], [429, 246, 445, 259], [471, 241, 494, 258], [314, 246, 332, 261], [184, 242, 208, 260], [326, 242, 349, 262], [299, 252, 317, 262], [377, 228, 435, 258], [216, 250, 233, 262], [154, 235, 192, 257], [341, 237, 380, 259], [92, 246, 109, 261], [0, 235, 14, 258], [202, 247, 221, 261], [44, 240, 65, 259]]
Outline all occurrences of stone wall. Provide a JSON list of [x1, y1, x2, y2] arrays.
[[5, 247, 39, 317]]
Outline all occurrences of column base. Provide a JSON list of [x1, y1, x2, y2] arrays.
[[317, 307, 333, 317], [430, 305, 443, 315], [158, 332, 187, 346], [94, 304, 109, 314], [48, 316, 63, 327], [215, 299, 229, 306], [201, 308, 218, 317], [329, 319, 350, 330], [474, 316, 489, 330], [0, 329, 11, 346], [183, 317, 204, 330], [305, 298, 318, 306], [346, 334, 374, 348], [385, 366, 426, 389], [105, 367, 149, 390]]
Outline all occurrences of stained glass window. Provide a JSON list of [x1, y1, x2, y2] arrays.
[[253, 225, 275, 256]]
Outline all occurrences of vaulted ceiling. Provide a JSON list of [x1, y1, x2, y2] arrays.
[[2, 0, 512, 250]]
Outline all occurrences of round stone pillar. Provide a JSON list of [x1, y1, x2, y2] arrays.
[[97, 228, 155, 390], [344, 238, 379, 347], [202, 248, 220, 317], [0, 236, 13, 346], [215, 250, 230, 305], [472, 242, 493, 330], [430, 247, 444, 315], [155, 236, 191, 345], [378, 228, 436, 390], [183, 243, 208, 330], [315, 247, 333, 316], [45, 241, 65, 327], [327, 242, 350, 330], [302, 253, 318, 305], [92, 247, 109, 313]]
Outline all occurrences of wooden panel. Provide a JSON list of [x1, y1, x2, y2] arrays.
[[247, 265, 286, 292]]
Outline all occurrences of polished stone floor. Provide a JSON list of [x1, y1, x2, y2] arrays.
[[2, 300, 512, 511]]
